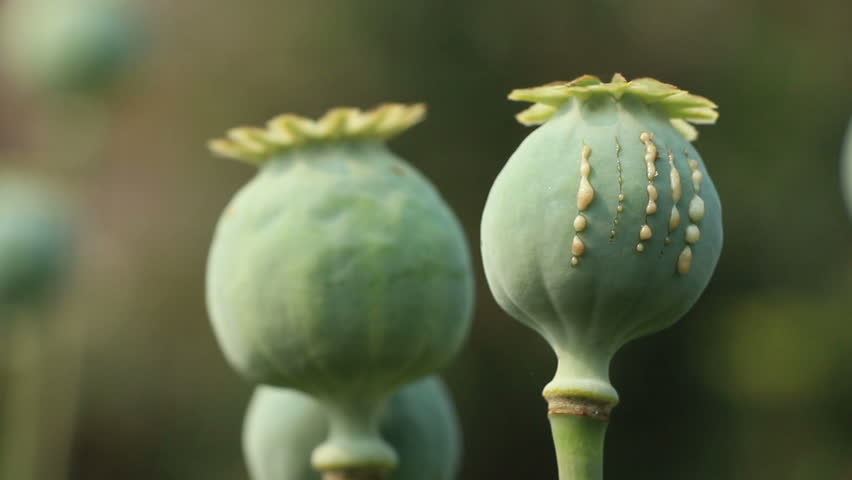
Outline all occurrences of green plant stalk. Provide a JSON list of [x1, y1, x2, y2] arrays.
[[1, 310, 44, 480], [40, 312, 85, 480], [33, 93, 107, 480], [544, 349, 615, 480], [315, 398, 394, 480], [549, 411, 608, 480]]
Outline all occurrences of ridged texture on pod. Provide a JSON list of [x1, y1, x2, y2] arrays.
[[0, 173, 73, 312], [481, 75, 722, 401], [206, 104, 473, 472], [244, 377, 461, 480], [0, 0, 143, 93]]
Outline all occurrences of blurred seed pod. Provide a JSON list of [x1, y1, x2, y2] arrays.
[[0, 0, 144, 95], [244, 377, 461, 480], [0, 172, 74, 314], [206, 104, 474, 474]]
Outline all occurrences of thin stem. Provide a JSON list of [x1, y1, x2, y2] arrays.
[[27, 91, 105, 480], [549, 412, 608, 480], [39, 311, 85, 480], [546, 392, 614, 480], [1, 312, 44, 480], [311, 397, 397, 475]]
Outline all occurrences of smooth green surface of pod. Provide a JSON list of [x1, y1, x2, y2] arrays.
[[0, 0, 143, 94], [482, 77, 722, 401], [244, 376, 461, 480], [208, 140, 473, 401], [0, 174, 73, 313]]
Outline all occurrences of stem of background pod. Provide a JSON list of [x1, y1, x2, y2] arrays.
[[312, 398, 396, 480], [7, 94, 110, 480], [547, 395, 611, 480], [38, 94, 112, 480], [1, 309, 45, 480]]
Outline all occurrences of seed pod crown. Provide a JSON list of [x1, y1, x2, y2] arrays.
[[208, 104, 426, 165]]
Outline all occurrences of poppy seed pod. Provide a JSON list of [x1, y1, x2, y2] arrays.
[[481, 74, 721, 479], [0, 0, 143, 94], [206, 104, 473, 476], [244, 377, 461, 480], [0, 173, 73, 314]]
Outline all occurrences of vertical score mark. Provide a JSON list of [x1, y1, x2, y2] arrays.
[[572, 144, 594, 266], [610, 137, 625, 242]]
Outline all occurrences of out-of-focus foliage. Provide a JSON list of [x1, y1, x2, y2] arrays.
[[0, 0, 850, 479], [0, 173, 73, 312], [0, 0, 143, 94], [842, 118, 852, 217]]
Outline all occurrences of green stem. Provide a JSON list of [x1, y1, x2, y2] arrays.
[[39, 311, 85, 480], [311, 397, 397, 477], [27, 91, 104, 480], [541, 345, 617, 480], [1, 311, 44, 480], [549, 412, 608, 480]]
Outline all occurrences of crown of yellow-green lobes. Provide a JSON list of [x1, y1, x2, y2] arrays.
[[509, 73, 718, 141], [207, 103, 426, 166]]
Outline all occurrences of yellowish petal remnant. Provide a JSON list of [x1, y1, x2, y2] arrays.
[[208, 103, 426, 165], [510, 74, 718, 141]]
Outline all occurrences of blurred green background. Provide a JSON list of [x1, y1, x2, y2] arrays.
[[1, 0, 851, 478]]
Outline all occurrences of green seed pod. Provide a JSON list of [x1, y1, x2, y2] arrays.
[[206, 104, 473, 476], [0, 0, 143, 94], [244, 376, 461, 480], [481, 74, 721, 479], [842, 117, 852, 218], [0, 173, 74, 314]]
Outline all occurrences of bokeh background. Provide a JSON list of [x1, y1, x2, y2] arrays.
[[1, 0, 852, 479]]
